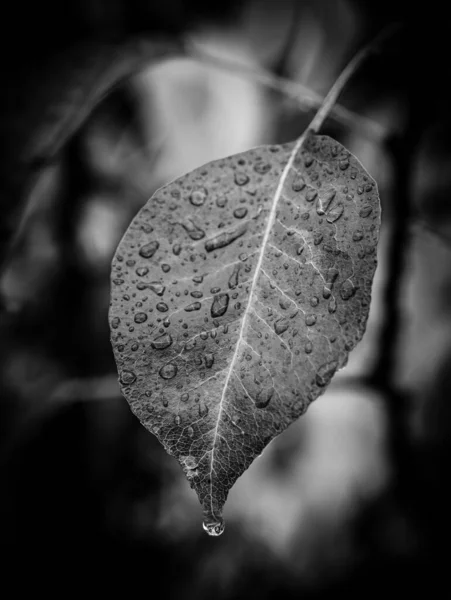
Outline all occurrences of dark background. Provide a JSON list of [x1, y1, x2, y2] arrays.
[[1, 0, 451, 595]]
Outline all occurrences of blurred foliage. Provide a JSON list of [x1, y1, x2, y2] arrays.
[[1, 0, 451, 596]]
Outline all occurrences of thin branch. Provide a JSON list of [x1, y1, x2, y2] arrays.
[[185, 38, 387, 142]]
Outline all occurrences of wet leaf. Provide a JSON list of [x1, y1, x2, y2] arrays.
[[109, 131, 380, 535]]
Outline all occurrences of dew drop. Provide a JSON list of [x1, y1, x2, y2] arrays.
[[310, 296, 319, 307], [191, 290, 203, 299], [304, 341, 313, 354], [203, 517, 225, 537], [181, 393, 189, 402], [326, 203, 344, 223], [305, 314, 317, 326], [233, 207, 248, 219], [216, 196, 228, 208], [149, 282, 165, 296], [120, 370, 137, 385], [211, 293, 229, 318], [353, 230, 364, 242], [317, 189, 336, 215], [156, 302, 169, 312], [134, 312, 147, 323], [340, 280, 356, 300], [306, 188, 318, 202], [254, 161, 271, 174], [316, 361, 338, 386], [292, 175, 306, 192], [234, 172, 249, 186], [173, 244, 182, 256], [136, 267, 149, 277], [255, 386, 274, 408], [274, 318, 289, 334], [228, 263, 241, 289], [187, 426, 194, 438], [359, 205, 373, 218], [161, 264, 171, 273], [111, 317, 120, 329], [185, 301, 202, 312], [139, 241, 159, 259], [190, 188, 208, 206], [204, 353, 214, 368], [159, 363, 178, 380], [205, 224, 247, 252], [174, 415, 181, 426], [151, 333, 173, 350]]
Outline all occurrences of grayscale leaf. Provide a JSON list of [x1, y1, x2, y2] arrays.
[[109, 130, 380, 535]]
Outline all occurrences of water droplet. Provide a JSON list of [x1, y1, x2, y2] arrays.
[[316, 361, 338, 386], [353, 230, 364, 242], [310, 296, 319, 307], [255, 386, 274, 408], [305, 341, 313, 354], [193, 275, 204, 284], [314, 232, 323, 245], [340, 280, 356, 300], [136, 267, 149, 277], [149, 282, 165, 296], [139, 241, 159, 259], [182, 220, 205, 240], [111, 317, 120, 329], [191, 290, 203, 299], [216, 196, 228, 208], [159, 363, 177, 380], [151, 334, 173, 350], [156, 302, 169, 312], [234, 172, 249, 186], [328, 298, 337, 313], [339, 159, 350, 170], [233, 207, 248, 219], [190, 188, 208, 206], [204, 353, 214, 368], [228, 263, 241, 289], [359, 205, 372, 218], [204, 224, 247, 252], [185, 301, 202, 312], [211, 293, 229, 318], [187, 426, 194, 438], [292, 175, 306, 192], [203, 517, 225, 537], [305, 314, 317, 326], [304, 154, 314, 167], [279, 297, 291, 310], [173, 244, 182, 255], [161, 264, 171, 273], [134, 312, 147, 323], [317, 189, 336, 215], [120, 370, 136, 385], [174, 415, 181, 426], [306, 188, 318, 202], [274, 318, 289, 334], [181, 392, 189, 402], [326, 203, 344, 223], [254, 162, 271, 174]]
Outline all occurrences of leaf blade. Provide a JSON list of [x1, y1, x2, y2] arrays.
[[109, 133, 380, 534]]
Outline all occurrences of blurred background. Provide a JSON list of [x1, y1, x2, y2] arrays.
[[1, 0, 451, 595]]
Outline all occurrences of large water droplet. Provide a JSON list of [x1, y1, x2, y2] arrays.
[[203, 517, 225, 537], [134, 312, 147, 323], [120, 370, 137, 385], [151, 333, 173, 350], [359, 206, 372, 218], [317, 189, 336, 215], [159, 363, 178, 380], [139, 241, 159, 259], [156, 302, 169, 312], [149, 282, 165, 296], [136, 267, 149, 277], [190, 188, 208, 206], [233, 207, 248, 219], [182, 220, 205, 240], [234, 172, 249, 186], [274, 318, 289, 334], [340, 280, 356, 300], [204, 353, 214, 368], [204, 224, 247, 252], [211, 293, 229, 318], [185, 301, 202, 312], [326, 203, 344, 223], [228, 263, 241, 289], [316, 361, 338, 387], [255, 386, 274, 408]]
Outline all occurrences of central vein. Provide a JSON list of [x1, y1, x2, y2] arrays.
[[207, 132, 309, 515]]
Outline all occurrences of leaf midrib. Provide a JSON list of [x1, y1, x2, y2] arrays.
[[207, 132, 308, 517]]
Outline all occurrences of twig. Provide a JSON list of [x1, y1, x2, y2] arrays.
[[186, 38, 387, 141]]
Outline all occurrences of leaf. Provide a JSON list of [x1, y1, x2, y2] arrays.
[[109, 130, 380, 535]]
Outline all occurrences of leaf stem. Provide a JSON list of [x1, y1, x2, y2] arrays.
[[308, 23, 401, 134]]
